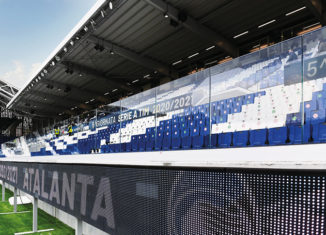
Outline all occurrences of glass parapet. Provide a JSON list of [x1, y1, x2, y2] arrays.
[[155, 71, 210, 150], [210, 35, 303, 147], [95, 101, 121, 153], [14, 27, 326, 156], [302, 27, 326, 143], [120, 88, 156, 152]]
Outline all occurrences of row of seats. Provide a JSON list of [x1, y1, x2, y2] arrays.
[[97, 124, 319, 153], [59, 110, 325, 155], [31, 147, 52, 156]]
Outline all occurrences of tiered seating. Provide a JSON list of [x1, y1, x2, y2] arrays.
[[23, 77, 326, 156], [4, 29, 326, 157]]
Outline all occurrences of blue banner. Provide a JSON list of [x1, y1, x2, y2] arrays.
[[89, 93, 192, 130], [284, 54, 326, 85]]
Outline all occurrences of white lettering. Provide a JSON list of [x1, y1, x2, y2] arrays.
[[307, 60, 318, 77], [77, 174, 94, 216], [41, 170, 49, 199], [91, 177, 115, 229], [33, 169, 40, 195], [23, 169, 29, 191], [28, 168, 34, 191], [49, 171, 60, 204], [62, 173, 76, 210]]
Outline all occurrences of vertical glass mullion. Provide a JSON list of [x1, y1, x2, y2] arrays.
[[301, 35, 305, 144], [119, 99, 122, 152], [154, 86, 157, 150], [208, 68, 212, 148], [95, 108, 98, 153]]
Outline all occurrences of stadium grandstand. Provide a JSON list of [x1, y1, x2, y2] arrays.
[[2, 0, 326, 234], [0, 79, 23, 158]]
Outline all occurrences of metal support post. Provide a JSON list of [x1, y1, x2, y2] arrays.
[[2, 181, 5, 201], [13, 187, 17, 212], [33, 197, 38, 232], [76, 217, 83, 235]]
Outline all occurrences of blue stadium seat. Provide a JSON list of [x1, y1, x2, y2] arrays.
[[131, 135, 139, 152], [218, 132, 232, 148], [120, 143, 126, 152], [232, 106, 242, 114], [125, 142, 132, 152], [250, 129, 267, 146], [180, 122, 187, 129], [211, 112, 219, 124], [146, 127, 155, 135], [194, 113, 202, 121], [171, 130, 181, 150], [233, 96, 243, 106], [233, 131, 249, 147], [188, 120, 195, 128], [301, 100, 317, 121], [312, 123, 326, 143], [162, 131, 172, 150], [146, 134, 155, 151], [210, 134, 218, 147], [217, 115, 228, 124], [155, 132, 163, 150], [101, 144, 108, 153], [220, 108, 231, 116], [191, 127, 202, 149], [289, 124, 310, 144], [172, 123, 180, 131], [113, 144, 121, 153], [157, 126, 164, 132], [310, 109, 326, 124], [164, 123, 172, 131], [139, 135, 146, 151], [186, 115, 192, 122], [257, 91, 266, 97], [286, 113, 302, 126], [181, 128, 191, 149], [200, 126, 211, 148], [179, 116, 186, 123], [245, 94, 255, 104], [268, 127, 288, 145], [313, 91, 326, 109]]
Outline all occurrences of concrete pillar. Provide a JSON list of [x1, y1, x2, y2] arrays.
[[33, 197, 38, 232], [76, 218, 83, 235], [13, 187, 17, 213], [2, 181, 5, 201]]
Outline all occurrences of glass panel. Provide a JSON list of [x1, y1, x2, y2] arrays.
[[155, 70, 210, 150], [96, 101, 121, 153], [302, 27, 326, 144], [210, 36, 302, 147], [280, 36, 303, 144], [75, 110, 97, 154], [120, 88, 156, 152]]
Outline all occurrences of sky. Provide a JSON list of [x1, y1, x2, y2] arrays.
[[0, 0, 99, 89]]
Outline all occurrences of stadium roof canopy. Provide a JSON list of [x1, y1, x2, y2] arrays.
[[0, 79, 18, 109], [7, 0, 326, 118]]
